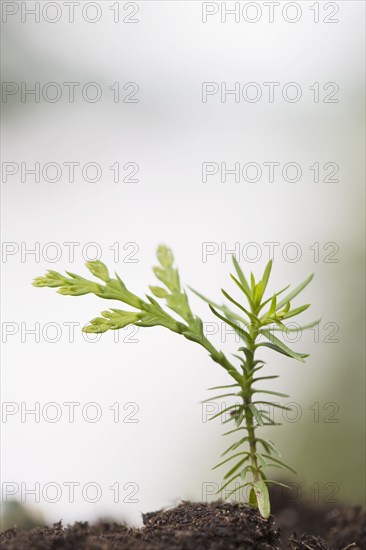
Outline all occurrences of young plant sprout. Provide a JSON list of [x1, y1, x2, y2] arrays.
[[33, 245, 319, 518]]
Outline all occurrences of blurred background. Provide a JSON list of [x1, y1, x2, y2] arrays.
[[1, 0, 365, 528]]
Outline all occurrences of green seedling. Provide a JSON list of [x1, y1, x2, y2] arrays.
[[33, 245, 319, 518]]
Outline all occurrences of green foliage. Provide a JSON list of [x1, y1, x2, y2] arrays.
[[33, 245, 319, 518]]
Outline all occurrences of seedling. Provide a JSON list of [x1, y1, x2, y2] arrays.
[[33, 245, 319, 518]]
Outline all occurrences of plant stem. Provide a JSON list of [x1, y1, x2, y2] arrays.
[[243, 330, 260, 483], [244, 400, 260, 482], [200, 336, 243, 384]]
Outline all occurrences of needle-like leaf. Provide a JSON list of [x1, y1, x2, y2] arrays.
[[232, 256, 251, 296], [275, 273, 314, 311]]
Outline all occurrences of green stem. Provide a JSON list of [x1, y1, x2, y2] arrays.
[[245, 401, 260, 482], [200, 336, 243, 384], [243, 330, 260, 483]]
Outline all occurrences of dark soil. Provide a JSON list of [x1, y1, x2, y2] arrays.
[[0, 500, 365, 550], [269, 484, 366, 549]]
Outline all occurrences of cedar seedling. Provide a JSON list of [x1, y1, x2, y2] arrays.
[[33, 245, 319, 518]]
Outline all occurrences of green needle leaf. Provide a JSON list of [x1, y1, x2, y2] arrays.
[[263, 480, 291, 489], [221, 289, 259, 324], [276, 273, 314, 311], [230, 274, 255, 309], [268, 295, 277, 316], [207, 384, 240, 391], [223, 457, 249, 480], [188, 286, 248, 326], [256, 453, 268, 469], [222, 427, 248, 436], [254, 281, 263, 306], [253, 390, 290, 398], [207, 404, 239, 422], [252, 375, 280, 383], [258, 329, 309, 362], [201, 393, 238, 404], [261, 260, 273, 298], [261, 454, 297, 474], [232, 256, 251, 296], [250, 273, 256, 294], [212, 452, 250, 470], [258, 285, 290, 311], [281, 304, 310, 320], [253, 401, 292, 412], [255, 438, 281, 456], [249, 404, 264, 426], [272, 319, 321, 332], [209, 306, 251, 346]]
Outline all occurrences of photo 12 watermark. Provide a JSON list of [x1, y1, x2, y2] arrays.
[[1, 321, 140, 344], [1, 401, 140, 424], [2, 82, 140, 104], [201, 400, 340, 425], [1, 2, 140, 24], [201, 82, 340, 103], [201, 480, 340, 504], [2, 161, 140, 184], [201, 2, 340, 24], [1, 481, 140, 504], [200, 241, 340, 264], [1, 241, 140, 264], [201, 161, 340, 184]]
